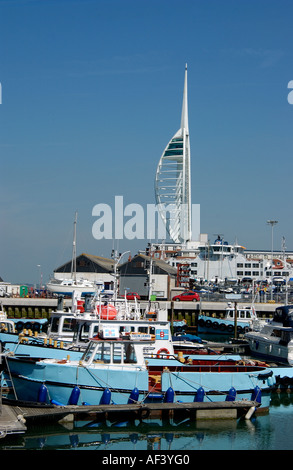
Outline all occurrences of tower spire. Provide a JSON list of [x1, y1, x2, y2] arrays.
[[180, 63, 189, 133], [155, 64, 193, 244]]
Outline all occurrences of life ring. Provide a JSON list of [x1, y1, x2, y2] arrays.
[[96, 304, 117, 320], [157, 348, 170, 358]]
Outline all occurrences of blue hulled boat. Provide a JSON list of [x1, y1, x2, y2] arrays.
[[6, 335, 275, 411], [198, 304, 263, 335]]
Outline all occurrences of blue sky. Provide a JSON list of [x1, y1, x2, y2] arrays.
[[0, 0, 293, 285]]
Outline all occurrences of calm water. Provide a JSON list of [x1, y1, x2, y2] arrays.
[[0, 392, 292, 451]]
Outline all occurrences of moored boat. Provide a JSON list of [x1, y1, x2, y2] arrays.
[[46, 278, 96, 296], [245, 305, 293, 365], [198, 304, 263, 335], [6, 335, 275, 411]]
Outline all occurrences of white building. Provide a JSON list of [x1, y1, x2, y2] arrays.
[[148, 237, 293, 286]]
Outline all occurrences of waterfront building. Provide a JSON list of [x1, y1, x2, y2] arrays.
[[53, 253, 115, 289], [118, 254, 177, 300], [147, 239, 293, 286]]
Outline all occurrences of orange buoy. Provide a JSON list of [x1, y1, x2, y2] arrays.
[[96, 304, 117, 320], [77, 300, 84, 313]]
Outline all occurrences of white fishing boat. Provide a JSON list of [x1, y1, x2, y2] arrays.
[[245, 305, 293, 365], [0, 286, 176, 361], [0, 287, 244, 367]]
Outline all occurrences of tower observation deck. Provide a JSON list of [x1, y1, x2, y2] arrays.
[[155, 65, 192, 244]]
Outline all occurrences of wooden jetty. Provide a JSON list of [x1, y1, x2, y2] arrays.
[[0, 401, 27, 436], [0, 398, 259, 436]]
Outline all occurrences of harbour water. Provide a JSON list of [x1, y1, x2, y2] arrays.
[[0, 392, 292, 450]]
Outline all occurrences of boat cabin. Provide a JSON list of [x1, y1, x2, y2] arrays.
[[259, 324, 293, 346], [80, 338, 148, 368], [226, 306, 255, 321]]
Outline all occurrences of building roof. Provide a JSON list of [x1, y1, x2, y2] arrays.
[[54, 253, 115, 274], [118, 254, 177, 277]]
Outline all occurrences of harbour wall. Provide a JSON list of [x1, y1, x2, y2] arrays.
[[0, 298, 281, 325]]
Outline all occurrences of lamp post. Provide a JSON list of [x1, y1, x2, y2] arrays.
[[267, 220, 278, 300], [37, 264, 41, 288]]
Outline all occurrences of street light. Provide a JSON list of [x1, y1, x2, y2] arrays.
[[267, 220, 278, 299]]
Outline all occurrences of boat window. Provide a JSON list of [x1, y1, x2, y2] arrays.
[[79, 323, 90, 341], [92, 325, 99, 336], [113, 343, 122, 363], [281, 331, 291, 344], [138, 327, 148, 334], [63, 318, 77, 332], [149, 326, 155, 335], [50, 317, 59, 333], [124, 343, 137, 364], [92, 343, 111, 364], [119, 326, 135, 333], [0, 322, 14, 333], [6, 323, 14, 333], [82, 342, 97, 362], [82, 341, 137, 364], [112, 343, 137, 364]]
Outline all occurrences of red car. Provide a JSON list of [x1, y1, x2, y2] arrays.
[[172, 291, 200, 302], [126, 292, 141, 300]]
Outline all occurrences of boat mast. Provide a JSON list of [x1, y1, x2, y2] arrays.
[[71, 211, 78, 282]]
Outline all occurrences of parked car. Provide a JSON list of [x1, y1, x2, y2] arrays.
[[172, 291, 200, 302], [126, 292, 141, 300]]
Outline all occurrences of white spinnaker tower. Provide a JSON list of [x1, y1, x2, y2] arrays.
[[155, 65, 191, 243]]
